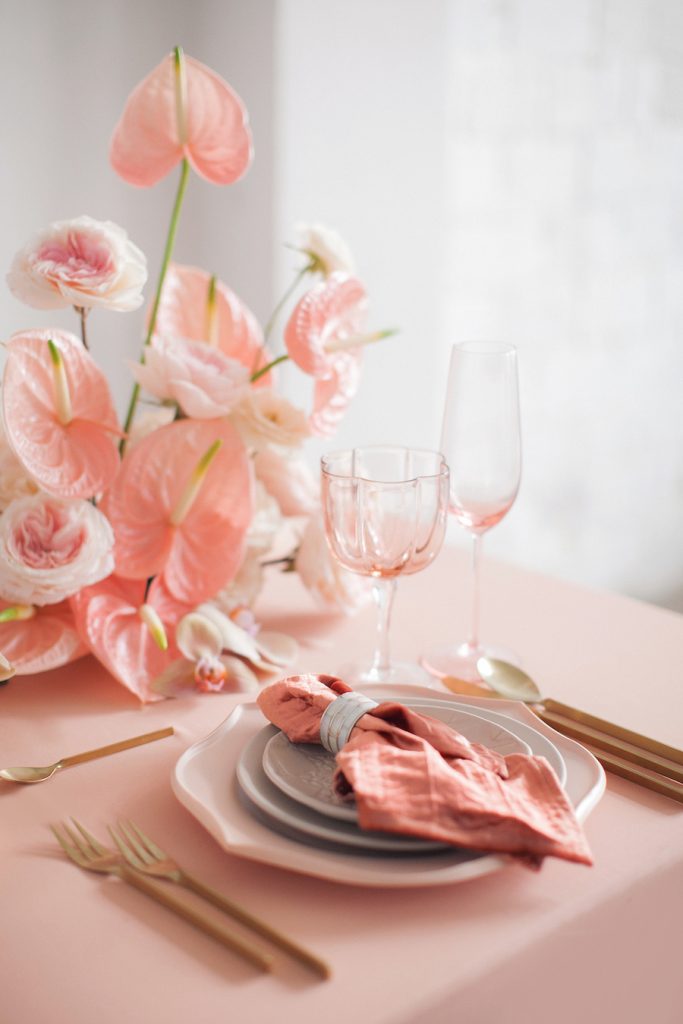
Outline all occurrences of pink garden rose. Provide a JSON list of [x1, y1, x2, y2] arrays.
[[0, 494, 114, 606], [130, 335, 250, 418], [7, 215, 147, 312], [110, 49, 253, 188]]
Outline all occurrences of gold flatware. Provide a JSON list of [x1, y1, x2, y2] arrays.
[[109, 820, 331, 980], [1, 727, 174, 783], [442, 668, 683, 804], [50, 820, 273, 972]]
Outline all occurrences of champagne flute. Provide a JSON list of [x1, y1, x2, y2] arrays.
[[421, 342, 521, 682], [321, 446, 449, 686]]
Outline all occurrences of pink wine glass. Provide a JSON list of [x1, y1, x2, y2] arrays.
[[321, 446, 449, 686], [421, 342, 521, 682]]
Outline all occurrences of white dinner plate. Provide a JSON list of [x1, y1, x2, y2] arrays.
[[261, 701, 532, 823], [238, 726, 449, 853], [172, 685, 601, 887]]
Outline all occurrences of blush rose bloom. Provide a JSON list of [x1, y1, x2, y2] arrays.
[[0, 494, 114, 606], [130, 335, 250, 418], [7, 215, 147, 312]]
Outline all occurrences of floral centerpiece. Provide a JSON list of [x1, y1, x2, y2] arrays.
[[0, 48, 391, 700]]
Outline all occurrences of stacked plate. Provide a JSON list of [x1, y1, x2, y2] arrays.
[[235, 697, 567, 856]]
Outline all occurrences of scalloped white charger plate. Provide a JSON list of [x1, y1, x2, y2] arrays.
[[171, 685, 605, 888]]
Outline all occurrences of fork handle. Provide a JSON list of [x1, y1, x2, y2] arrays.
[[182, 872, 331, 979], [120, 868, 273, 971]]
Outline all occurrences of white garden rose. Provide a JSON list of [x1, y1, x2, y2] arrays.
[[294, 513, 371, 614], [7, 215, 147, 312], [0, 494, 114, 606], [296, 223, 355, 276], [231, 389, 311, 452]]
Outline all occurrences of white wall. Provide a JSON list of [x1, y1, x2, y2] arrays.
[[440, 0, 683, 608], [1, 0, 682, 611]]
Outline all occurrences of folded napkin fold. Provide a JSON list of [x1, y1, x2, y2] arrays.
[[257, 674, 593, 869]]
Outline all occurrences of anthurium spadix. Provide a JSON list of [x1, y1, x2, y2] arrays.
[[110, 47, 253, 187]]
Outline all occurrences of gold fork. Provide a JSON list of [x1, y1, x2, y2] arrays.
[[109, 819, 331, 980], [50, 820, 272, 972]]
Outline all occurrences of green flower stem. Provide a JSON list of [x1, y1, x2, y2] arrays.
[[120, 157, 191, 449], [250, 353, 289, 383], [263, 263, 311, 345]]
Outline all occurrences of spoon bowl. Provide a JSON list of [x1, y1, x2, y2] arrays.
[[0, 726, 174, 784], [475, 657, 543, 703]]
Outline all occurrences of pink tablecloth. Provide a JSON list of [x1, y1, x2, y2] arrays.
[[1, 546, 682, 1024]]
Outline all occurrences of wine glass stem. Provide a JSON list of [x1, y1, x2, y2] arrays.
[[468, 533, 483, 652], [371, 578, 396, 674]]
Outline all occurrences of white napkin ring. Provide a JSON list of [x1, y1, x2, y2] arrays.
[[319, 693, 379, 755]]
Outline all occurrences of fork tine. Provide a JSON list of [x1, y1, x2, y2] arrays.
[[62, 819, 97, 861], [71, 818, 109, 856], [50, 823, 83, 864], [108, 825, 146, 870], [127, 819, 167, 861], [118, 820, 155, 864]]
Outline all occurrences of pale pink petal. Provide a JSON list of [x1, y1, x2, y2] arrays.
[[70, 576, 177, 702], [253, 447, 319, 515], [0, 601, 86, 674], [2, 329, 120, 498], [130, 335, 249, 418], [309, 352, 363, 438], [284, 272, 367, 378], [110, 53, 252, 187], [154, 263, 270, 383], [101, 418, 253, 603]]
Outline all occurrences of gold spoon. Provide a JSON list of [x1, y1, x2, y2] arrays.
[[475, 656, 542, 702], [442, 658, 683, 797], [0, 726, 174, 784]]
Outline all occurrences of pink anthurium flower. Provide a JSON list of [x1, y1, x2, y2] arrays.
[[2, 329, 120, 498], [70, 576, 182, 702], [100, 418, 253, 604], [154, 263, 271, 383], [0, 600, 87, 675], [129, 335, 250, 418], [309, 351, 363, 438], [284, 272, 368, 378], [110, 48, 253, 188]]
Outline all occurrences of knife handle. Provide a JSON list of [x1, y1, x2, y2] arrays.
[[542, 699, 683, 766]]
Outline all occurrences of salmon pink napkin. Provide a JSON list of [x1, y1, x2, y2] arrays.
[[257, 674, 593, 869]]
